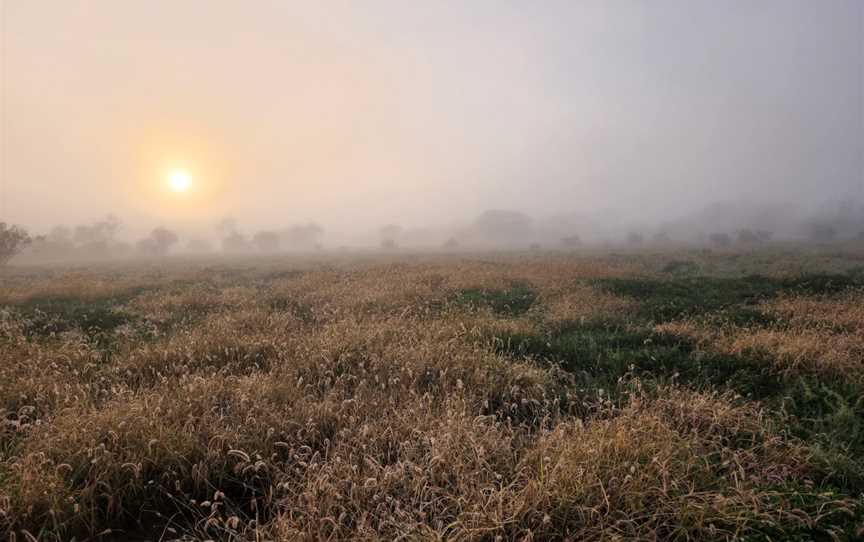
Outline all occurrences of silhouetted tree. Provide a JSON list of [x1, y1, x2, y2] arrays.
[[443, 237, 460, 250], [652, 231, 671, 244], [736, 229, 772, 244], [48, 225, 72, 244], [136, 238, 158, 256], [737, 229, 758, 244], [74, 214, 121, 245], [282, 223, 324, 248], [626, 232, 644, 246], [30, 225, 75, 259], [0, 223, 32, 266], [151, 227, 179, 255], [381, 238, 397, 250], [379, 224, 403, 243], [709, 232, 732, 247], [217, 218, 239, 238], [217, 218, 251, 253], [73, 214, 122, 257], [808, 222, 837, 243], [253, 230, 281, 252], [222, 231, 251, 253], [756, 230, 773, 242], [561, 235, 582, 248], [138, 227, 178, 257]]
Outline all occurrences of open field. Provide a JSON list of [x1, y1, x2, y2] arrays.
[[2, 247, 864, 541]]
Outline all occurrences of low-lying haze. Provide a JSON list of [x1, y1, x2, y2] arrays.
[[2, 0, 862, 245]]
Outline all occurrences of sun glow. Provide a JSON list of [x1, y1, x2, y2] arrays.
[[168, 170, 192, 192]]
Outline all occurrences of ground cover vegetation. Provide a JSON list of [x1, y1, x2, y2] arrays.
[[2, 247, 864, 540]]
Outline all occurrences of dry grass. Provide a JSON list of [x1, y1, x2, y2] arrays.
[[1, 252, 862, 540], [657, 289, 864, 380]]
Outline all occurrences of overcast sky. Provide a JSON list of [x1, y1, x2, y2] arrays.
[[2, 0, 862, 237]]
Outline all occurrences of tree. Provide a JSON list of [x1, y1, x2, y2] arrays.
[[808, 222, 837, 243], [72, 214, 123, 258], [73, 214, 121, 245], [379, 224, 403, 242], [626, 232, 644, 246], [443, 237, 460, 250], [136, 238, 159, 257], [253, 230, 281, 252], [561, 235, 582, 248], [138, 227, 178, 257], [737, 229, 772, 244], [0, 223, 32, 266], [30, 225, 75, 259], [652, 231, 671, 244], [216, 218, 251, 253], [282, 223, 324, 249], [756, 230, 773, 242], [48, 225, 72, 244], [151, 227, 179, 255], [709, 232, 731, 247], [217, 218, 239, 239], [222, 231, 251, 253]]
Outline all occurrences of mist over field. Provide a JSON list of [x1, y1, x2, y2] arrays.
[[6, 3, 864, 541], [1, 0, 862, 257]]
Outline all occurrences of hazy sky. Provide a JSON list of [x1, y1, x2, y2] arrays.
[[2, 0, 862, 237]]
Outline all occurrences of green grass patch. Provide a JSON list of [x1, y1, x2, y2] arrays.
[[453, 282, 537, 316], [595, 273, 863, 322]]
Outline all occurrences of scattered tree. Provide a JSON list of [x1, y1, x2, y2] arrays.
[[151, 227, 179, 255], [73, 214, 122, 257], [217, 218, 251, 253], [379, 224, 403, 243], [0, 223, 32, 266], [136, 238, 158, 256], [652, 231, 671, 244], [626, 232, 644, 246], [138, 227, 178, 257], [737, 229, 772, 244], [253, 230, 281, 252], [30, 225, 75, 259], [561, 235, 582, 248], [48, 225, 73, 244], [222, 231, 251, 253], [282, 223, 324, 249], [73, 214, 121, 245], [709, 232, 731, 247], [808, 222, 837, 243]]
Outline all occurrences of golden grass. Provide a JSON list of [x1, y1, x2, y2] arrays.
[[1, 254, 861, 540], [657, 289, 864, 380]]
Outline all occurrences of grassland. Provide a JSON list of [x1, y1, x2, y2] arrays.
[[2, 247, 864, 541]]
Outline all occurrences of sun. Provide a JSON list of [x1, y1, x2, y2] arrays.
[[168, 170, 192, 192]]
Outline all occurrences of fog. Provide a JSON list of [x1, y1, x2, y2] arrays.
[[2, 1, 862, 254]]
